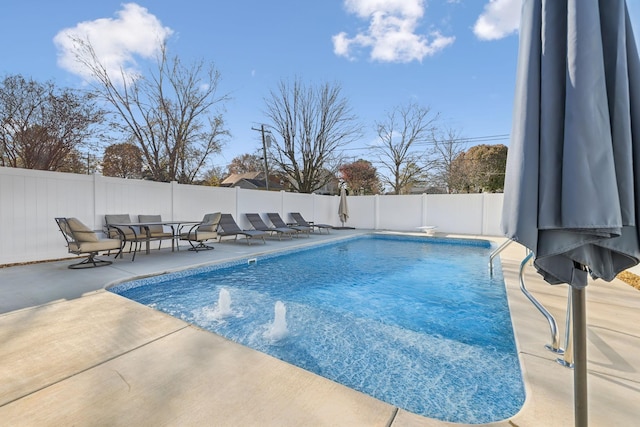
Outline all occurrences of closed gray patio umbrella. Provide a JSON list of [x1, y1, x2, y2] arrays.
[[501, 0, 640, 425], [338, 187, 349, 227]]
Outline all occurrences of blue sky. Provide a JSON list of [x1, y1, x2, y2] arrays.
[[2, 0, 639, 170]]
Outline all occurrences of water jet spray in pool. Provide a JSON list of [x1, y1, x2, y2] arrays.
[[211, 288, 233, 319], [264, 301, 288, 341]]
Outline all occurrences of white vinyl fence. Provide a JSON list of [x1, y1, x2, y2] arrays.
[[0, 167, 505, 265]]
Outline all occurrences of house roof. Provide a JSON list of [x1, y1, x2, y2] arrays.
[[221, 172, 264, 186], [220, 172, 284, 191]]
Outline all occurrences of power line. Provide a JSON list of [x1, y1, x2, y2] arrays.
[[456, 134, 510, 143], [338, 133, 510, 153]]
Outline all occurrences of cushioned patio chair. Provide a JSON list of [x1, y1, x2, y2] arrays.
[[267, 212, 310, 237], [55, 217, 123, 269], [218, 214, 266, 245], [289, 212, 332, 234], [180, 212, 221, 251], [104, 214, 144, 260], [138, 214, 175, 251], [245, 213, 295, 240]]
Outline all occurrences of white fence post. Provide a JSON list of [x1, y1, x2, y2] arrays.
[[421, 193, 428, 226], [170, 181, 178, 220], [374, 194, 380, 230], [92, 173, 100, 230], [235, 186, 241, 218]]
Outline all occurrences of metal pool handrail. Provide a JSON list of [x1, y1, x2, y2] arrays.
[[488, 239, 513, 274], [519, 251, 563, 354], [556, 289, 574, 368]]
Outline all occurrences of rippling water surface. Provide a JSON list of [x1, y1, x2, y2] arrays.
[[111, 235, 525, 424]]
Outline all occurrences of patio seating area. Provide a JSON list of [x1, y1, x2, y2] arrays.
[[1, 231, 639, 426], [55, 210, 365, 270]]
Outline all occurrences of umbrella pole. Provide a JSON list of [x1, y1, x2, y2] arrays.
[[572, 285, 588, 427]]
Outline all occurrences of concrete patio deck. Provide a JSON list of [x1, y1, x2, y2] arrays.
[[1, 230, 638, 426]]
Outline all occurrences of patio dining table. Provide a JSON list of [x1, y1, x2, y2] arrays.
[[107, 220, 202, 255]]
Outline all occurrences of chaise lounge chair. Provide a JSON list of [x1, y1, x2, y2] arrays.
[[218, 214, 266, 245], [55, 217, 123, 269], [180, 212, 221, 251], [289, 212, 332, 234], [267, 212, 311, 237], [245, 213, 296, 240]]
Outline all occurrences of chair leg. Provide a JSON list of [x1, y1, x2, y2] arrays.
[[107, 246, 123, 259], [69, 252, 113, 269], [187, 240, 215, 252], [108, 246, 124, 259]]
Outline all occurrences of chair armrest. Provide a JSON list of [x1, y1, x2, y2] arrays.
[[106, 225, 132, 240], [181, 223, 202, 239]]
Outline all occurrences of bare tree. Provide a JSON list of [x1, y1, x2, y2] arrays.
[[0, 74, 104, 171], [264, 78, 361, 193], [431, 127, 467, 193], [370, 103, 439, 194], [69, 38, 229, 183]]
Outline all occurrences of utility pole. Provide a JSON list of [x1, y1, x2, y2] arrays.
[[251, 124, 270, 191]]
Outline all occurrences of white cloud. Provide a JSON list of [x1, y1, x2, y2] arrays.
[[53, 3, 173, 84], [333, 0, 455, 63], [344, 0, 424, 19], [473, 0, 521, 40]]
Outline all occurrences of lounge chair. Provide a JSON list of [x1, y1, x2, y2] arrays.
[[267, 212, 311, 237], [104, 214, 145, 260], [289, 212, 332, 234], [55, 217, 123, 269], [245, 213, 295, 240], [218, 214, 266, 245], [180, 212, 221, 251], [138, 214, 176, 251]]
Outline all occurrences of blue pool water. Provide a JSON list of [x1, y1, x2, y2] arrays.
[[110, 235, 525, 423]]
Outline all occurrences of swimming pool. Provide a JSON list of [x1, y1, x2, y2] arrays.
[[110, 234, 525, 423]]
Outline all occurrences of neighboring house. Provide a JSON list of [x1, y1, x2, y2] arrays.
[[309, 168, 341, 195], [314, 177, 340, 195], [220, 171, 263, 187], [222, 171, 340, 194], [408, 184, 448, 195], [220, 172, 284, 191]]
